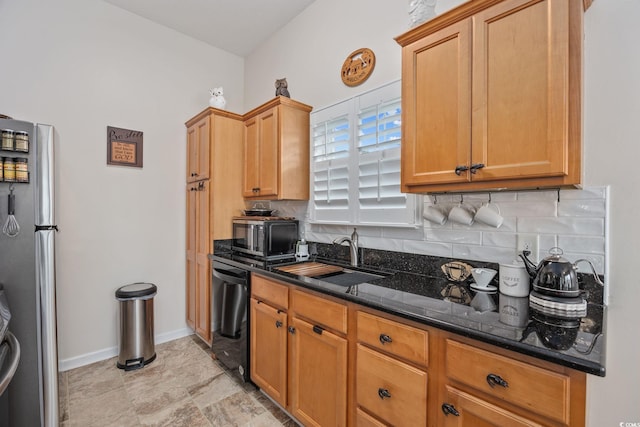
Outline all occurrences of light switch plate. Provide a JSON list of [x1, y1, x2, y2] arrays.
[[517, 234, 539, 263]]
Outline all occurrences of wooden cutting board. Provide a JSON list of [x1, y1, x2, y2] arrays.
[[275, 262, 343, 277]]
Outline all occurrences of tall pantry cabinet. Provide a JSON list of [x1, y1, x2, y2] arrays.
[[185, 107, 245, 345]]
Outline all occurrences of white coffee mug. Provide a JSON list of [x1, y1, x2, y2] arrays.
[[474, 202, 504, 228], [448, 203, 476, 226], [423, 204, 448, 225]]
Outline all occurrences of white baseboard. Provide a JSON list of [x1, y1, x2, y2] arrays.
[[58, 327, 193, 372]]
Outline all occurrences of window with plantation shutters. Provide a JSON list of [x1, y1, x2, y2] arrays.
[[310, 80, 420, 226]]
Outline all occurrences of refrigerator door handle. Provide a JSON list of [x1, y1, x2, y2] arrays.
[[35, 124, 55, 227], [36, 229, 58, 427]]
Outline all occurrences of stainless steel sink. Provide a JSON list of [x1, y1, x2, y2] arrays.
[[317, 270, 385, 286]]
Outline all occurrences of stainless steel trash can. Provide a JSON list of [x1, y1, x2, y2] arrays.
[[115, 282, 157, 371]]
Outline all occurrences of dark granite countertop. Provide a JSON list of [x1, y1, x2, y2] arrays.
[[211, 241, 606, 376]]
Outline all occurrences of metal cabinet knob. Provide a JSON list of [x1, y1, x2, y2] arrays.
[[379, 334, 393, 345], [378, 388, 391, 399], [441, 403, 460, 416], [486, 373, 509, 388]]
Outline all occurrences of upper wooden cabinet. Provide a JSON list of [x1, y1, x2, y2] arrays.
[[186, 116, 210, 183], [396, 0, 585, 193], [243, 96, 312, 200]]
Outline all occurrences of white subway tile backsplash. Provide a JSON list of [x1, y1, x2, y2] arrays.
[[559, 186, 606, 200], [517, 217, 605, 236], [558, 235, 606, 255], [426, 229, 482, 244], [562, 253, 605, 275], [538, 235, 559, 253], [516, 190, 560, 201], [558, 199, 606, 217], [452, 245, 517, 264], [304, 186, 607, 276], [403, 240, 453, 257], [482, 232, 517, 248], [497, 201, 557, 217], [362, 237, 404, 253], [381, 227, 424, 240]]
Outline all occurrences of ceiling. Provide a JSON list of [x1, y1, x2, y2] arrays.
[[103, 0, 316, 57]]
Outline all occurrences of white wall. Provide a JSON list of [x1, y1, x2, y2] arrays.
[[246, 0, 640, 425], [0, 0, 244, 367]]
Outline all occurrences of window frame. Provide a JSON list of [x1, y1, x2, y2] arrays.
[[309, 80, 422, 227]]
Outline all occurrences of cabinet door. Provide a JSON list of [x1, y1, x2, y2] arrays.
[[243, 117, 260, 197], [250, 298, 288, 407], [194, 181, 211, 344], [256, 108, 279, 198], [243, 109, 279, 198], [185, 184, 197, 329], [471, 0, 570, 182], [186, 116, 210, 182], [289, 316, 347, 427], [440, 386, 542, 427], [401, 19, 471, 189]]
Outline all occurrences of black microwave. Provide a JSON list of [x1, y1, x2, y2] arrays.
[[232, 218, 298, 260]]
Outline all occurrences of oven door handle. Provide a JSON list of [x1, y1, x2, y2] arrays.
[[0, 331, 21, 396], [213, 268, 247, 285]]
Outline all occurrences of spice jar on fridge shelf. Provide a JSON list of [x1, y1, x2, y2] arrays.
[[15, 158, 28, 182], [14, 131, 29, 152], [0, 157, 3, 181], [1, 129, 14, 151], [3, 157, 15, 182]]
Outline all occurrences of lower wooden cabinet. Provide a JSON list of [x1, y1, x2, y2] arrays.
[[289, 316, 347, 426], [250, 297, 288, 407], [250, 274, 348, 427], [249, 274, 587, 427], [185, 180, 211, 343]]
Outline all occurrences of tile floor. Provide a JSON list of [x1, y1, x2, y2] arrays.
[[58, 335, 297, 427]]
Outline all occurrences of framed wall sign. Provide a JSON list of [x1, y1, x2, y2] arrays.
[[107, 126, 143, 168]]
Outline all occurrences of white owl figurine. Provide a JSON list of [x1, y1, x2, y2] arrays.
[[209, 87, 226, 109]]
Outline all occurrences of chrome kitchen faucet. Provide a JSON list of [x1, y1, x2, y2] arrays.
[[333, 228, 359, 267]]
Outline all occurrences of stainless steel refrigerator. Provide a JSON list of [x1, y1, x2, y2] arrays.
[[0, 118, 58, 427]]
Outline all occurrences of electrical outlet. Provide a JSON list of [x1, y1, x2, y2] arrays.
[[517, 234, 539, 262]]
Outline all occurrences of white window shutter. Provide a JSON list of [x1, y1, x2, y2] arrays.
[[310, 80, 420, 227]]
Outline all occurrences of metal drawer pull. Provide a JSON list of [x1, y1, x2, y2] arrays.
[[287, 326, 296, 334], [441, 403, 460, 416], [378, 388, 391, 399], [312, 325, 324, 335], [275, 320, 283, 328], [379, 334, 392, 345], [470, 163, 485, 173], [454, 165, 469, 175], [486, 373, 509, 388]]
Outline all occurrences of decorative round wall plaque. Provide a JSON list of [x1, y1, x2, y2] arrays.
[[341, 48, 376, 87]]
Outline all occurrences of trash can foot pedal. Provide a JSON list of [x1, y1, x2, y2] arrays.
[[117, 353, 156, 371]]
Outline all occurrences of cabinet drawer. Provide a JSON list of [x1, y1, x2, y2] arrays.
[[356, 408, 387, 427], [251, 274, 288, 309], [445, 339, 571, 424], [291, 289, 347, 334], [357, 311, 428, 366], [356, 344, 427, 427]]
